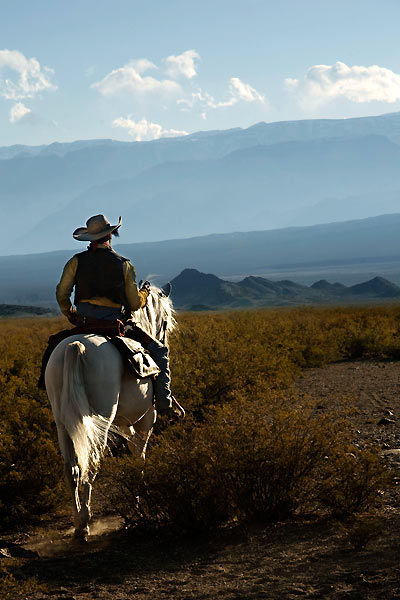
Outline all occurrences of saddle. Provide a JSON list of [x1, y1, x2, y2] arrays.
[[38, 318, 160, 390]]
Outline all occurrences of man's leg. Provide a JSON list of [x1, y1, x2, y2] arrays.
[[124, 322, 185, 419], [145, 339, 185, 418]]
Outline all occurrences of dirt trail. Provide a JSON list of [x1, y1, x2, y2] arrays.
[[296, 359, 400, 453], [2, 359, 400, 600]]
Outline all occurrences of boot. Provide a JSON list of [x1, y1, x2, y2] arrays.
[[144, 340, 185, 419]]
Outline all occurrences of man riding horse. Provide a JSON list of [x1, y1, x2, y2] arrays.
[[56, 213, 184, 420]]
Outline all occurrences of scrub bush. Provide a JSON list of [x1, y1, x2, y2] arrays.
[[169, 305, 400, 417], [170, 310, 303, 416], [1, 305, 399, 529], [102, 392, 390, 532], [0, 564, 44, 599], [0, 318, 66, 528]]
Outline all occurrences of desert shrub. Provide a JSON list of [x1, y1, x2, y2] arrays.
[[0, 371, 65, 527], [0, 317, 66, 528], [340, 312, 399, 359], [283, 305, 400, 365], [335, 515, 383, 550], [317, 447, 392, 517], [102, 392, 390, 532], [169, 305, 400, 417], [170, 310, 303, 415], [1, 306, 399, 530], [0, 564, 44, 599]]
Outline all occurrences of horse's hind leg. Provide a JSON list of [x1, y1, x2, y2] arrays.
[[58, 425, 91, 541], [74, 480, 92, 541], [58, 427, 83, 534]]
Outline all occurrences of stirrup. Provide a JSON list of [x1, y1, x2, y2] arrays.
[[157, 397, 185, 420]]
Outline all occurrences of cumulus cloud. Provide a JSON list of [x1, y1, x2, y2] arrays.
[[211, 77, 266, 107], [9, 102, 31, 123], [0, 49, 57, 100], [178, 77, 265, 115], [177, 88, 215, 110], [286, 61, 400, 107], [112, 116, 188, 141], [92, 60, 180, 97], [164, 50, 200, 79], [129, 58, 158, 74]]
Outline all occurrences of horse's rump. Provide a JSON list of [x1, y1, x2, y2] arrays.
[[39, 320, 158, 388]]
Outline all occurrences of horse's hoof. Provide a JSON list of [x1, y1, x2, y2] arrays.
[[74, 526, 89, 543]]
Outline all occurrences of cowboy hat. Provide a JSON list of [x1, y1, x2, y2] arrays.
[[73, 214, 122, 241]]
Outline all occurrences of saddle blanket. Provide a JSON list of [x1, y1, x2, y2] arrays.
[[38, 324, 159, 389]]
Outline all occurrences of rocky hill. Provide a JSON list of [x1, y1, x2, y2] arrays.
[[170, 269, 400, 309], [1, 214, 400, 306]]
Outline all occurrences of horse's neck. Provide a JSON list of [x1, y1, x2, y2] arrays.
[[133, 288, 174, 344], [135, 294, 163, 340]]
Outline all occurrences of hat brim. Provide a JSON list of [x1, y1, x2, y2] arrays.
[[73, 217, 122, 241]]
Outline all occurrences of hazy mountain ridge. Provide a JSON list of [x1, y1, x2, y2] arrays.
[[1, 213, 400, 306], [2, 111, 400, 160], [14, 133, 400, 254], [170, 269, 400, 309], [2, 112, 400, 255], [0, 304, 55, 317]]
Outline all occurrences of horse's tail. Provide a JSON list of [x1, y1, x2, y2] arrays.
[[60, 341, 108, 484]]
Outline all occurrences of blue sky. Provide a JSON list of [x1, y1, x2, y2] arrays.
[[2, 0, 400, 146]]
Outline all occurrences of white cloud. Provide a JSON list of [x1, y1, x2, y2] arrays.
[[92, 60, 180, 97], [286, 61, 400, 107], [177, 88, 214, 110], [178, 78, 265, 114], [230, 77, 265, 102], [165, 50, 200, 79], [210, 77, 266, 107], [112, 116, 188, 141], [9, 102, 31, 123], [0, 49, 57, 100], [129, 58, 158, 74]]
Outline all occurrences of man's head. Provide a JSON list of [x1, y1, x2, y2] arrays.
[[94, 232, 112, 245], [73, 214, 122, 241]]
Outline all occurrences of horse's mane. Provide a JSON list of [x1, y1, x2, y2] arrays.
[[134, 286, 176, 344]]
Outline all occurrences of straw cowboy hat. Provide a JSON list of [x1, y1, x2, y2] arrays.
[[73, 214, 122, 241]]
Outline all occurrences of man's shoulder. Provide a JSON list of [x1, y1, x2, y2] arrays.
[[64, 253, 80, 265], [110, 249, 129, 262], [73, 250, 89, 258]]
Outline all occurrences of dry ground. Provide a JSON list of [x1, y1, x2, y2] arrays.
[[2, 359, 400, 600]]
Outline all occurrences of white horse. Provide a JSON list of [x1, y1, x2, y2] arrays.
[[45, 286, 175, 541]]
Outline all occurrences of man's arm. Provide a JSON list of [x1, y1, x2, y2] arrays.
[[124, 261, 149, 313], [56, 256, 78, 317]]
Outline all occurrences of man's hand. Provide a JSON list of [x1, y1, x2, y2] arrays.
[[140, 280, 151, 292], [66, 306, 78, 325]]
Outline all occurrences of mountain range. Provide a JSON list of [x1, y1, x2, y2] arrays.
[[1, 213, 400, 306], [169, 269, 400, 310], [2, 111, 400, 255]]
